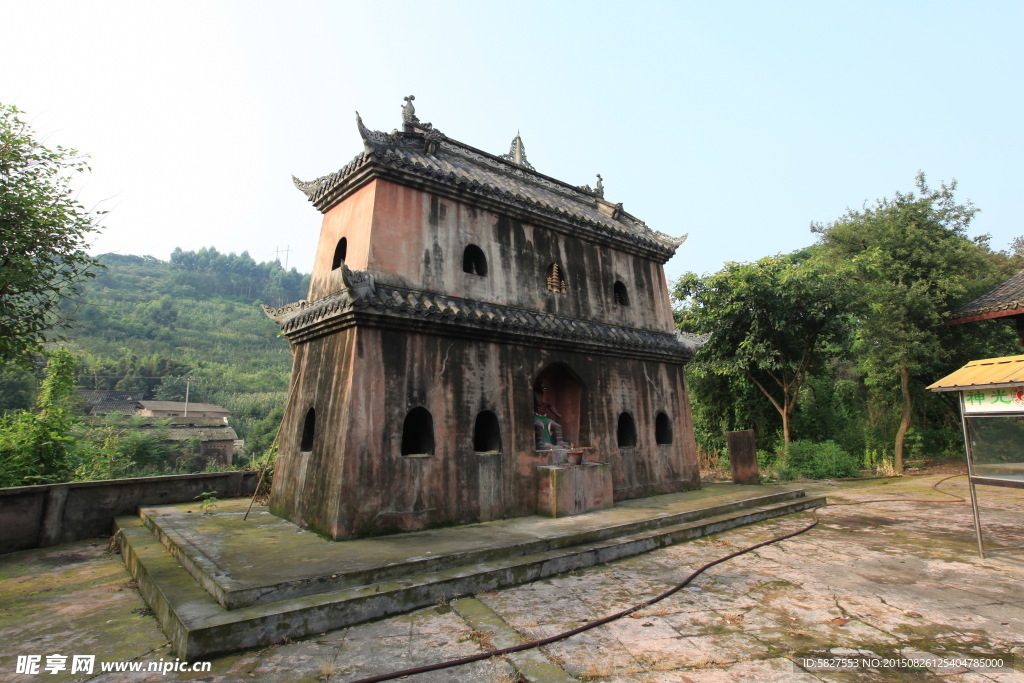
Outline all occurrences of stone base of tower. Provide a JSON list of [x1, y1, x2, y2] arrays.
[[268, 326, 700, 541]]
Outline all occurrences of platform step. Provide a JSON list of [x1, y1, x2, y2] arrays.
[[137, 488, 812, 610], [117, 492, 824, 660]]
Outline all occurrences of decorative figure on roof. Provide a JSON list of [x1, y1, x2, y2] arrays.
[[423, 128, 444, 155], [261, 299, 310, 325], [401, 95, 432, 132], [342, 264, 376, 298], [534, 383, 565, 450], [612, 202, 624, 220], [500, 132, 536, 171], [595, 174, 604, 199]]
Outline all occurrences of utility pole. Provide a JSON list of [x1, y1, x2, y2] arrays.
[[184, 376, 191, 418], [274, 245, 292, 270]]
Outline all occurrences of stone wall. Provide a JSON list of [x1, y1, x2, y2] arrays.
[[309, 179, 677, 333], [270, 325, 699, 540], [0, 471, 257, 554]]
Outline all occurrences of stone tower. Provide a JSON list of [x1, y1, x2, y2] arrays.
[[264, 98, 702, 539]]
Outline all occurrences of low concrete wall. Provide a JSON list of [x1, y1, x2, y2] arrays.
[[0, 471, 258, 554]]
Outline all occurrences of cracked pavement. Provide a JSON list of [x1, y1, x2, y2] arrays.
[[1, 474, 1022, 681]]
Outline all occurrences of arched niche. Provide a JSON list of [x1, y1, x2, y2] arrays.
[[533, 363, 586, 445], [300, 407, 316, 452], [655, 411, 673, 444], [331, 237, 348, 270], [462, 244, 488, 276], [614, 280, 629, 306], [401, 406, 435, 456], [617, 412, 637, 448], [473, 410, 501, 452]]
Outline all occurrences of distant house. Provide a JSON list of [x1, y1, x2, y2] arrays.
[[75, 393, 240, 467], [160, 417, 239, 467], [77, 390, 146, 416], [136, 401, 231, 422]]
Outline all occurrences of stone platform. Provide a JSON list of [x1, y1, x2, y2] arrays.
[[115, 484, 824, 660]]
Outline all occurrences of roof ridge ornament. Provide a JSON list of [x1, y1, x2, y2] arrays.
[[342, 263, 376, 298], [577, 173, 605, 199], [402, 95, 432, 133], [500, 132, 535, 171]]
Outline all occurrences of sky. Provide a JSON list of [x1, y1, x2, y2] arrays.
[[4, 0, 1023, 286]]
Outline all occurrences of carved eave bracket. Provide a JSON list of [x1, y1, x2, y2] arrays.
[[676, 330, 710, 353], [342, 264, 376, 299], [356, 110, 445, 157], [658, 232, 688, 250], [262, 300, 311, 326], [596, 198, 623, 220], [292, 175, 324, 200]]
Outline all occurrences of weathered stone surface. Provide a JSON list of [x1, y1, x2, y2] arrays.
[[270, 108, 701, 540], [3, 475, 1023, 681], [536, 463, 614, 518], [727, 429, 759, 485], [0, 471, 257, 554], [271, 321, 701, 540]]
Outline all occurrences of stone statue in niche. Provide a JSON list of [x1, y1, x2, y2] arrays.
[[534, 383, 566, 450]]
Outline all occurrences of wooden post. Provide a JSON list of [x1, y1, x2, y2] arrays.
[[727, 430, 759, 485]]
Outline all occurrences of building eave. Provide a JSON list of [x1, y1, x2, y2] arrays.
[[267, 284, 694, 364], [290, 112, 686, 263]]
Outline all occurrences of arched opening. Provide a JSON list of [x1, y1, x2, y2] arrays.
[[614, 281, 629, 306], [473, 410, 501, 452], [300, 407, 315, 452], [545, 263, 567, 293], [655, 412, 673, 444], [401, 407, 435, 456], [331, 237, 348, 270], [617, 412, 637, 448], [462, 244, 488, 276], [533, 363, 586, 447]]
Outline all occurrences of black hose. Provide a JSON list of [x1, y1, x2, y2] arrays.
[[348, 475, 966, 683]]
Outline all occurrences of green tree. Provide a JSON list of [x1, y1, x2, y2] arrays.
[[0, 348, 81, 486], [674, 254, 851, 447], [812, 173, 997, 472], [0, 104, 104, 369]]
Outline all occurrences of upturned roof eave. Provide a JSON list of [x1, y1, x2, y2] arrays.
[[298, 155, 682, 263], [291, 110, 687, 261]]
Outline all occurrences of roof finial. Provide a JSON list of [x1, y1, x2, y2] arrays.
[[500, 132, 535, 171], [401, 95, 431, 132], [595, 174, 604, 198]]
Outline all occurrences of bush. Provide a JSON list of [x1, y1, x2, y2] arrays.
[[783, 440, 860, 479], [756, 448, 780, 468]]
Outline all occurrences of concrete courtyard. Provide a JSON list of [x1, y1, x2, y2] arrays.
[[1, 474, 1022, 682]]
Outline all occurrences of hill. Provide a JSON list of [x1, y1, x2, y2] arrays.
[[0, 248, 309, 459]]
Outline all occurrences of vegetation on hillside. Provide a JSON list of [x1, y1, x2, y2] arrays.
[[0, 249, 307, 485]]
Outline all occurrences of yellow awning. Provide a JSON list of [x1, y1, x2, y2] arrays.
[[928, 355, 1024, 392]]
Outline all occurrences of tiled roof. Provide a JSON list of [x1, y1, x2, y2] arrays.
[[77, 390, 146, 415], [265, 281, 694, 363], [163, 426, 238, 442], [292, 112, 686, 262], [949, 269, 1024, 323], [91, 400, 141, 415], [928, 354, 1024, 391], [138, 401, 229, 414]]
